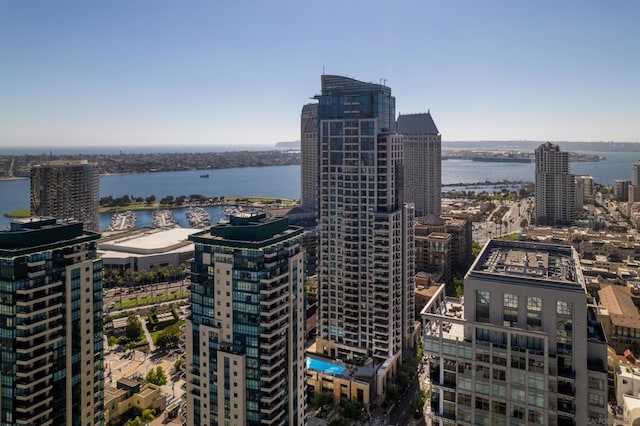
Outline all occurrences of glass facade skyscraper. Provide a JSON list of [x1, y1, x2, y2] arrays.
[[186, 213, 306, 425], [313, 75, 415, 395], [0, 218, 104, 425]]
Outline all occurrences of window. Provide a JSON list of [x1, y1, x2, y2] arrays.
[[503, 293, 518, 327], [526, 296, 542, 331], [476, 290, 490, 323], [588, 393, 605, 407]]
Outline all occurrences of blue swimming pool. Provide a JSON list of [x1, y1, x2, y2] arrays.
[[306, 357, 346, 375]]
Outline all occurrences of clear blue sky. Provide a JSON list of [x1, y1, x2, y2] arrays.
[[1, 0, 638, 146]]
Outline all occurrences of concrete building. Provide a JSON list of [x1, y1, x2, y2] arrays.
[[398, 111, 442, 217], [186, 212, 306, 425], [614, 179, 631, 202], [630, 161, 640, 203], [421, 239, 608, 425], [313, 75, 416, 400], [535, 142, 575, 225], [415, 231, 451, 285], [0, 218, 104, 425], [414, 214, 473, 278], [575, 175, 594, 208], [104, 378, 167, 425], [301, 103, 319, 215], [98, 227, 198, 272], [597, 284, 640, 354], [31, 160, 100, 232]]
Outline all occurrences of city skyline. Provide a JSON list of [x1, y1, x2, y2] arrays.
[[1, 1, 639, 147]]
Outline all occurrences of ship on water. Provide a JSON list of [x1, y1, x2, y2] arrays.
[[185, 207, 211, 228], [152, 209, 177, 228], [107, 211, 136, 231]]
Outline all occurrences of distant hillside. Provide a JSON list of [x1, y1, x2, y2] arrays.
[[275, 141, 300, 149], [443, 141, 640, 152]]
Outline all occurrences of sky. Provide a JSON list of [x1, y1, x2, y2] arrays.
[[1, 0, 639, 147]]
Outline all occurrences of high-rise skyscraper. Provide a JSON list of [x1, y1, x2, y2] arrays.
[[0, 218, 104, 425], [31, 160, 100, 232], [535, 142, 575, 225], [314, 75, 415, 387], [301, 103, 319, 214], [398, 112, 442, 217], [422, 239, 608, 425], [186, 212, 306, 425], [629, 161, 640, 203]]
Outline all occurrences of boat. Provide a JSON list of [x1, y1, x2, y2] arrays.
[[200, 174, 210, 178]]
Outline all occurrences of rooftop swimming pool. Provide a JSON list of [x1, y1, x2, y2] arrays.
[[306, 357, 346, 376]]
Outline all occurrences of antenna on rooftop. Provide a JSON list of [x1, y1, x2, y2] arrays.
[[380, 78, 387, 86], [322, 65, 325, 75]]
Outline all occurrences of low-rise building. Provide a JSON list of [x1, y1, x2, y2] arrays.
[[598, 285, 640, 354], [104, 378, 167, 425], [98, 227, 198, 272]]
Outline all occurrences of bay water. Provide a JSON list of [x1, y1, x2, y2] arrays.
[[0, 151, 637, 230]]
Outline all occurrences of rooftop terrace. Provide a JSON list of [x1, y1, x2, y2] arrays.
[[472, 240, 580, 285]]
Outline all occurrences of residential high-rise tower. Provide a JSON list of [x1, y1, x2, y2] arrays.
[[0, 218, 104, 425], [301, 103, 319, 214], [31, 160, 100, 232], [398, 112, 442, 217], [314, 75, 415, 392], [535, 142, 575, 225], [629, 161, 640, 203], [186, 212, 306, 425]]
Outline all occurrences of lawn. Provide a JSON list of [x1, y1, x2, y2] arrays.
[[112, 291, 189, 310]]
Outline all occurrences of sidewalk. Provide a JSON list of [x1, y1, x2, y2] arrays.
[[139, 314, 156, 351]]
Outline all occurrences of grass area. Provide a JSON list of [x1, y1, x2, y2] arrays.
[[4, 209, 30, 218], [150, 319, 185, 345], [112, 291, 189, 310], [99, 202, 162, 213], [498, 233, 521, 240]]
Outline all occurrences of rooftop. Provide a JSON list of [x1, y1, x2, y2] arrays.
[[99, 227, 197, 255], [397, 112, 439, 135], [472, 239, 581, 286]]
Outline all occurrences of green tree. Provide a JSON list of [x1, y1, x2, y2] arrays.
[[339, 398, 365, 421], [108, 335, 118, 349], [125, 314, 143, 341], [310, 392, 333, 410], [146, 366, 168, 386], [156, 322, 181, 349], [141, 408, 155, 423], [125, 417, 142, 426], [453, 277, 464, 298]]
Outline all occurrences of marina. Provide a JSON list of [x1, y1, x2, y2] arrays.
[[185, 207, 211, 228], [152, 209, 177, 228], [107, 211, 136, 231]]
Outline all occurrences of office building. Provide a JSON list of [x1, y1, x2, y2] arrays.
[[630, 161, 640, 203], [0, 218, 104, 425], [398, 112, 442, 217], [614, 179, 630, 202], [535, 142, 575, 225], [421, 239, 608, 425], [313, 75, 416, 398], [186, 212, 306, 425], [31, 160, 100, 232], [301, 103, 319, 215]]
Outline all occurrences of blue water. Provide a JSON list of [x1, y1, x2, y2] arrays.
[[0, 150, 638, 230], [306, 357, 346, 375]]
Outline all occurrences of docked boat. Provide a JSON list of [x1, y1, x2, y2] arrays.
[[107, 211, 136, 231], [152, 209, 177, 228], [186, 207, 211, 228]]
